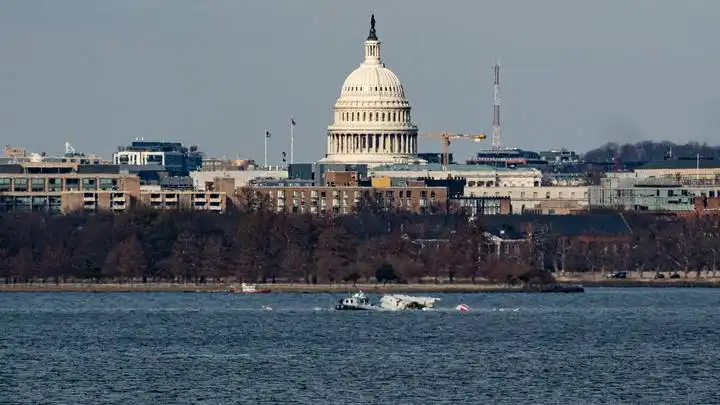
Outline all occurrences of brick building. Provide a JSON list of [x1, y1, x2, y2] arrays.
[[253, 184, 448, 215]]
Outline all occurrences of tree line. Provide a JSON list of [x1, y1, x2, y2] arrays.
[[0, 191, 718, 285], [583, 141, 720, 163]]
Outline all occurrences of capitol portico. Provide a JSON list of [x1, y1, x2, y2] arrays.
[[319, 15, 423, 167]]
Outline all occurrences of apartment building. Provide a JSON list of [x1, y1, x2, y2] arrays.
[[0, 162, 229, 214]]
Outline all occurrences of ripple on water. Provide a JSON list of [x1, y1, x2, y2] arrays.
[[1, 289, 719, 404]]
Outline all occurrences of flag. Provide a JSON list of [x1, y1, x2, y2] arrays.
[[265, 130, 271, 138], [291, 117, 296, 126]]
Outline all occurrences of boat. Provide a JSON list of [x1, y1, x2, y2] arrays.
[[334, 291, 441, 311], [233, 282, 272, 294], [334, 291, 378, 310]]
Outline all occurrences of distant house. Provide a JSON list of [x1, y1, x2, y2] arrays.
[[480, 213, 635, 271], [482, 226, 528, 259]]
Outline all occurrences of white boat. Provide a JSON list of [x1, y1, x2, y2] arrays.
[[233, 283, 271, 294], [334, 292, 441, 311]]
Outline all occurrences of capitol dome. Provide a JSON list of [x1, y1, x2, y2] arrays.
[[339, 65, 406, 101], [320, 15, 422, 167]]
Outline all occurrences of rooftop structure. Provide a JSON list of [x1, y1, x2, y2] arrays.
[[466, 148, 548, 167], [1, 143, 108, 165], [538, 149, 581, 164], [113, 140, 203, 178]]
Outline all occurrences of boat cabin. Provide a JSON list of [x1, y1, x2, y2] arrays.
[[340, 295, 369, 306], [337, 291, 370, 309]]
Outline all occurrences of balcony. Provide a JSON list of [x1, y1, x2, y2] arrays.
[[111, 203, 127, 211]]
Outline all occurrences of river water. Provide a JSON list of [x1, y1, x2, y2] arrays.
[[1, 289, 719, 404]]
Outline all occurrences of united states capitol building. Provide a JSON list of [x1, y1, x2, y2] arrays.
[[318, 15, 421, 167]]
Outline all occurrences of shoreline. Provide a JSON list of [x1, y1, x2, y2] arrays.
[[0, 279, 719, 293]]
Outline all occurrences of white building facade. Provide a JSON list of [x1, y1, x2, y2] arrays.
[[370, 165, 543, 188], [319, 15, 422, 167]]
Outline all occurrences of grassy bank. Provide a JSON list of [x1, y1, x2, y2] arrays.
[[1, 278, 719, 293], [0, 282, 581, 293]]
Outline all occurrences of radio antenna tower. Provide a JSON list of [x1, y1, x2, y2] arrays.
[[491, 60, 501, 149]]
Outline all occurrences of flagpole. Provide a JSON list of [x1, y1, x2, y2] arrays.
[[264, 131, 268, 169], [290, 119, 295, 165]]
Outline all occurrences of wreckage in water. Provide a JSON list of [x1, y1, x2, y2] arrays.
[[334, 291, 441, 311]]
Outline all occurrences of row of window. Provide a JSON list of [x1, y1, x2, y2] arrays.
[[147, 193, 221, 200], [0, 177, 120, 192], [344, 85, 402, 94], [276, 205, 434, 215], [340, 110, 409, 123], [467, 181, 540, 187], [267, 189, 437, 200], [469, 191, 589, 199]]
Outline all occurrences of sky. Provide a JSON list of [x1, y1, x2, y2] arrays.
[[1, 0, 720, 163]]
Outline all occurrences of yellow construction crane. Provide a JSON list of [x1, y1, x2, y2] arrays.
[[418, 132, 487, 168]]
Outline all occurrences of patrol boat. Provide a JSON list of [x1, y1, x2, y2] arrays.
[[334, 291, 378, 310]]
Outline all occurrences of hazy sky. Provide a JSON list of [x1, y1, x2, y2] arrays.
[[1, 1, 719, 163]]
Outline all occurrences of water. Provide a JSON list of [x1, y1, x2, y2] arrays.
[[1, 289, 720, 404]]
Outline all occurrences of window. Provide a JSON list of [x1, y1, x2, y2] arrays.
[[48, 178, 62, 192], [99, 178, 116, 191], [0, 178, 10, 192], [13, 178, 28, 192], [82, 177, 97, 191], [31, 178, 45, 192]]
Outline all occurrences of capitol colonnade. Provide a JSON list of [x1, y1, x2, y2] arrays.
[[327, 132, 417, 155]]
